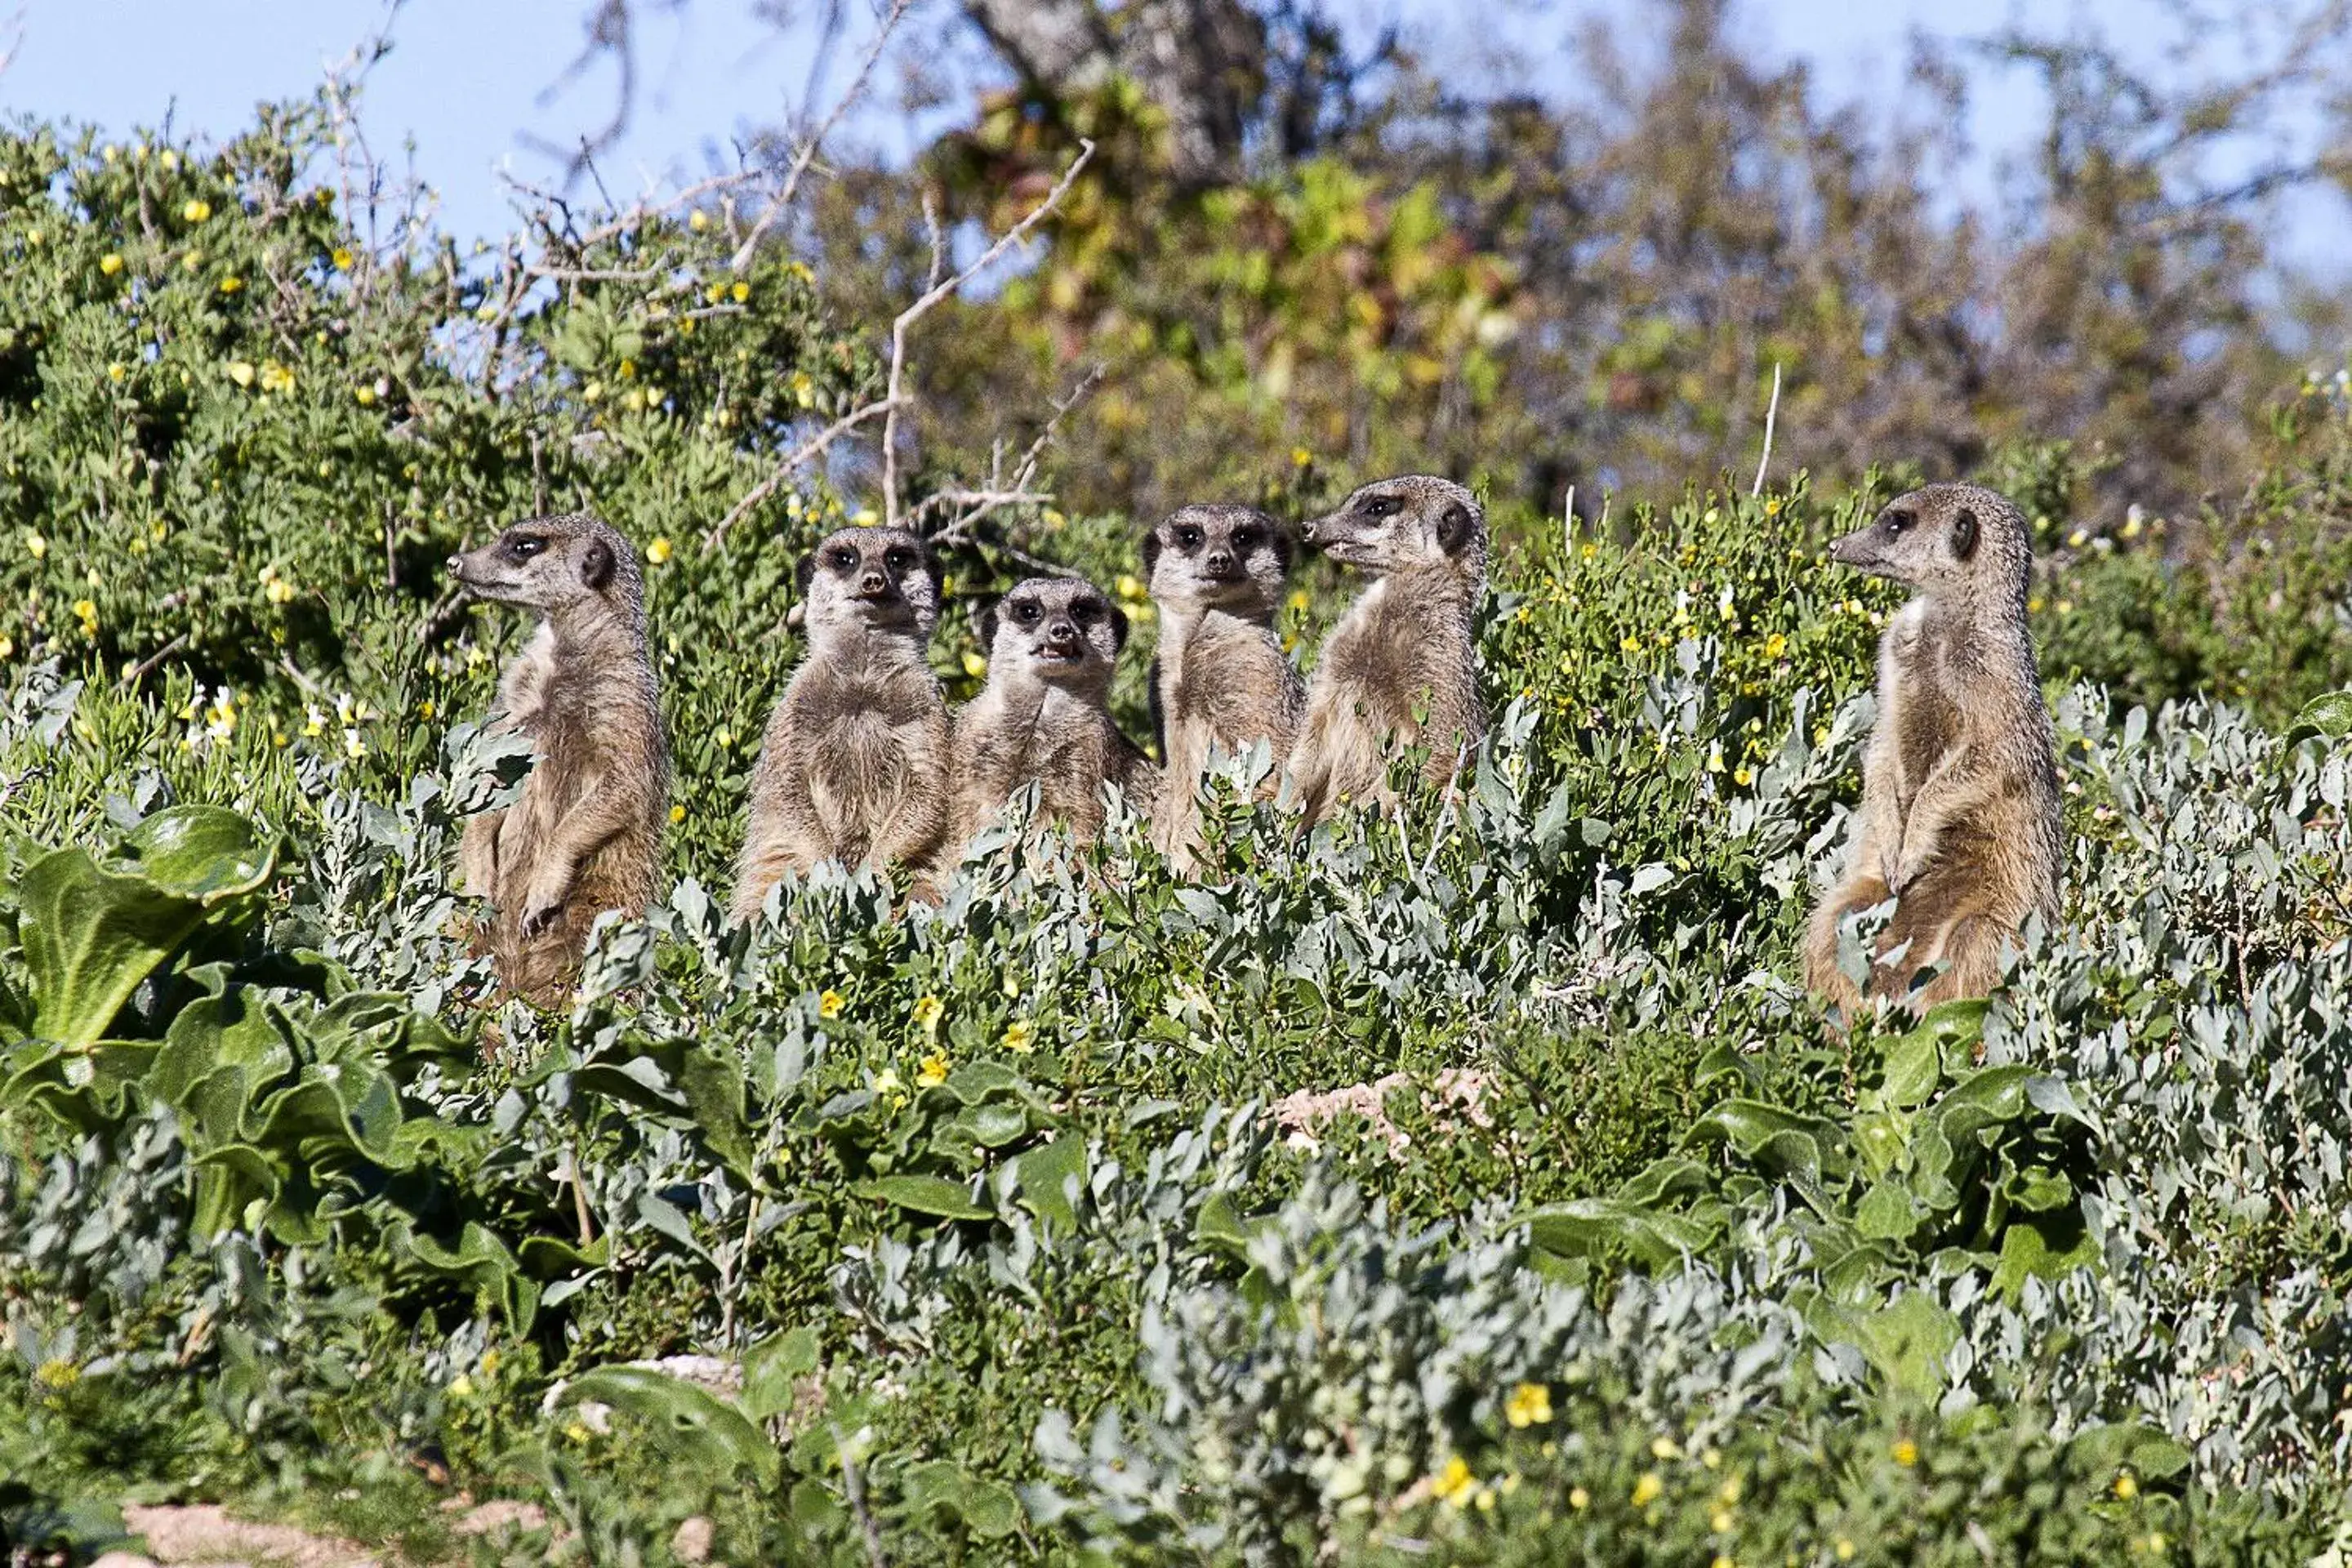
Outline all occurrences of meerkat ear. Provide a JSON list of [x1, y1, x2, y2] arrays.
[[1272, 527, 1294, 572], [978, 602, 1000, 648], [1951, 508, 1980, 562], [1107, 603, 1130, 652], [794, 551, 817, 596], [921, 545, 945, 605], [581, 537, 616, 590], [1437, 504, 1474, 555], [1140, 530, 1163, 575]]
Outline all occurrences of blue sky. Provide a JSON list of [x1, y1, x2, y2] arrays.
[[3, 0, 2345, 270]]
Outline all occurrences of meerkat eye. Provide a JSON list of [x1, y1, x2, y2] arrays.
[[1883, 510, 1914, 537], [830, 546, 858, 570], [1361, 496, 1398, 519], [1175, 526, 1203, 550], [1071, 599, 1100, 624], [1231, 528, 1258, 552], [1013, 601, 1041, 624], [884, 548, 915, 572], [503, 534, 545, 560]]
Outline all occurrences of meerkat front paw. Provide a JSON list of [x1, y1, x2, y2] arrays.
[[519, 875, 569, 938]]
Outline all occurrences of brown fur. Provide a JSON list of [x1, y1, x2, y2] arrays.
[[449, 513, 668, 1007], [1803, 483, 2065, 1014], [1142, 504, 1303, 862], [951, 576, 1159, 853], [733, 527, 950, 922], [1290, 474, 1487, 826]]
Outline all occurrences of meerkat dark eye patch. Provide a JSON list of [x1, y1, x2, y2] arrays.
[[1071, 598, 1101, 624], [1013, 601, 1041, 623], [885, 548, 915, 572], [1361, 495, 1398, 518], [502, 534, 544, 561], [1882, 508, 1914, 538], [1107, 603, 1129, 650], [1952, 508, 1979, 561], [830, 547, 859, 572], [1231, 528, 1258, 553], [579, 538, 615, 590], [1175, 526, 1204, 550], [1140, 532, 1163, 574], [1437, 504, 1473, 553]]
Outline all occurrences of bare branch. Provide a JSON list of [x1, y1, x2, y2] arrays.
[[731, 0, 912, 274], [704, 399, 903, 546], [1752, 362, 1782, 497], [882, 141, 1096, 528], [921, 363, 1104, 548]]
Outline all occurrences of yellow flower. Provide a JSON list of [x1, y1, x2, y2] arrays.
[[916, 1050, 950, 1088], [217, 275, 243, 294], [961, 651, 988, 679], [1567, 1486, 1589, 1510], [688, 209, 710, 232], [870, 1068, 904, 1102], [646, 536, 674, 565], [2146, 1533, 2167, 1552], [354, 384, 376, 406], [1712, 1508, 1734, 1531], [99, 252, 124, 275], [669, 804, 686, 824], [1705, 746, 1725, 773], [1631, 1472, 1663, 1508], [107, 363, 127, 382], [2113, 1472, 2137, 1500], [1115, 573, 1144, 601], [730, 280, 750, 303], [912, 994, 943, 1031], [1651, 1436, 1682, 1461], [1762, 633, 1787, 659], [1290, 446, 1312, 467], [448, 1373, 474, 1398], [819, 989, 846, 1019], [1287, 588, 1311, 613], [1430, 1456, 1476, 1505], [227, 360, 255, 387], [1003, 1018, 1036, 1054], [1711, 1557, 1735, 1568], [1718, 1476, 1742, 1503], [2065, 528, 2088, 549], [25, 529, 45, 559], [258, 362, 295, 393], [331, 246, 355, 270], [183, 197, 212, 223], [1733, 766, 1753, 787], [1891, 1438, 1918, 1467], [1835, 1541, 1855, 1561], [0, 636, 14, 659], [1763, 497, 1783, 515], [1503, 1382, 1552, 1428], [265, 577, 295, 604], [1619, 635, 1642, 654], [74, 599, 99, 635]]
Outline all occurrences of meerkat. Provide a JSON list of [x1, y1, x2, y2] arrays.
[[1802, 483, 2064, 1014], [1143, 503, 1303, 860], [1290, 474, 1488, 827], [448, 512, 668, 1007], [949, 576, 1159, 853], [733, 526, 951, 922]]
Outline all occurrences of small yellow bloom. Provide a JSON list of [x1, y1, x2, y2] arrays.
[[183, 197, 212, 223], [1287, 588, 1311, 613], [1651, 1436, 1682, 1461], [961, 650, 988, 679], [1763, 497, 1783, 515], [1891, 1438, 1918, 1467], [1003, 1018, 1036, 1054], [1431, 1456, 1475, 1505], [730, 280, 750, 303], [227, 360, 255, 388], [819, 989, 846, 1020], [2146, 1533, 2166, 1552], [1835, 1541, 1855, 1561], [1712, 1508, 1734, 1531], [1503, 1382, 1552, 1428], [354, 384, 376, 405], [1631, 1472, 1663, 1508], [258, 361, 294, 393], [1115, 573, 1144, 601], [669, 804, 686, 824], [217, 275, 243, 294], [0, 636, 14, 659], [99, 252, 124, 275], [26, 529, 46, 559], [912, 994, 943, 1031], [74, 599, 99, 635], [646, 536, 674, 565], [107, 363, 127, 382], [1705, 746, 1725, 773], [870, 1068, 903, 1100], [916, 1050, 950, 1088], [1567, 1486, 1589, 1510], [2113, 1472, 2137, 1500], [265, 577, 295, 604], [331, 246, 355, 270], [1762, 633, 1787, 659], [448, 1373, 474, 1397], [1619, 635, 1642, 654], [688, 209, 710, 232], [1711, 1557, 1735, 1568], [1733, 766, 1753, 787], [2065, 528, 2088, 549]]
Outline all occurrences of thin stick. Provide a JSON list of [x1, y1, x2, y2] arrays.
[[835, 1423, 889, 1568], [731, 0, 910, 273], [1562, 483, 1575, 555], [119, 633, 189, 688], [1752, 362, 1783, 497], [882, 141, 1095, 529], [705, 398, 901, 546]]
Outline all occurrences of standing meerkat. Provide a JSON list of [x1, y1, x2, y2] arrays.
[[1290, 474, 1487, 826], [1803, 483, 2064, 1013], [949, 576, 1158, 853], [448, 513, 668, 1006], [733, 526, 951, 922], [1143, 503, 1303, 860]]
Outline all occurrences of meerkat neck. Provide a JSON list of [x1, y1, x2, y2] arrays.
[[546, 595, 644, 658], [820, 626, 931, 681]]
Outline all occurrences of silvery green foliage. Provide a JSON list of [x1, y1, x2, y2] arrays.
[[0, 1109, 187, 1312]]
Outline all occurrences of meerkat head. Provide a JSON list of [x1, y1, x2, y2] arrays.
[[448, 512, 644, 620], [979, 576, 1127, 693], [1142, 504, 1291, 617], [795, 526, 942, 644], [1303, 474, 1487, 583], [1829, 483, 2032, 615]]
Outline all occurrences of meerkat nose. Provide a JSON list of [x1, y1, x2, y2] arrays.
[[446, 555, 463, 575]]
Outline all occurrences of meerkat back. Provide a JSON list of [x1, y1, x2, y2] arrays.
[[1803, 483, 2062, 1014], [733, 527, 949, 922], [1292, 474, 1488, 825], [447, 513, 668, 1006]]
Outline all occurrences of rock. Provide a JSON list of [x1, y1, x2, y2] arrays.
[[670, 1516, 715, 1564]]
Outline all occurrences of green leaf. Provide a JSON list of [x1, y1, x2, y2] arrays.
[[1522, 1197, 1721, 1268], [1855, 1178, 1925, 1241], [742, 1326, 821, 1424], [1010, 1134, 1087, 1235], [855, 1174, 991, 1222], [1691, 1098, 1851, 1183], [561, 1366, 776, 1486], [118, 807, 278, 902], [1989, 1206, 2100, 1299], [2287, 688, 2352, 743], [900, 1460, 1020, 1539]]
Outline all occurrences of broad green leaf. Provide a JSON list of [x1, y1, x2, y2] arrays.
[[561, 1366, 776, 1486], [1855, 1178, 1924, 1241], [1522, 1197, 1721, 1268], [742, 1326, 821, 1423], [1011, 1134, 1088, 1235], [901, 1459, 1021, 1539], [855, 1174, 992, 1221], [1691, 1098, 1851, 1183], [1989, 1207, 2101, 1299], [118, 807, 277, 902], [2287, 689, 2352, 743]]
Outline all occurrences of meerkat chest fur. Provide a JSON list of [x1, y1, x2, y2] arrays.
[[1319, 572, 1472, 733], [1159, 606, 1300, 772], [961, 684, 1127, 823], [793, 638, 946, 841]]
